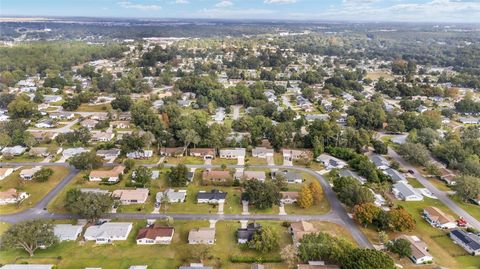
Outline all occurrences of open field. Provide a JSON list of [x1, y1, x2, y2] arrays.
[[0, 166, 70, 214]]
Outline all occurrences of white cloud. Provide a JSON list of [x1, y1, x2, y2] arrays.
[[215, 1, 233, 8], [174, 0, 189, 4], [197, 7, 275, 18], [118, 1, 162, 11], [264, 0, 297, 3]]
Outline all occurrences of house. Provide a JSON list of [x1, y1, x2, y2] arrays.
[[0, 188, 29, 205], [281, 192, 299, 204], [35, 119, 55, 128], [80, 119, 98, 129], [152, 99, 164, 109], [274, 171, 303, 184], [20, 166, 41, 180], [43, 95, 63, 104], [369, 155, 390, 170], [129, 266, 148, 269], [423, 206, 457, 229], [397, 235, 433, 264], [84, 222, 133, 244], [219, 148, 246, 159], [110, 120, 131, 129], [197, 190, 227, 204], [1, 146, 27, 156], [251, 264, 264, 269], [0, 265, 54, 269], [188, 228, 216, 244], [305, 114, 330, 122], [283, 149, 312, 161], [297, 261, 340, 269], [160, 147, 184, 157], [62, 147, 88, 158], [29, 131, 58, 142], [179, 264, 213, 269], [126, 150, 153, 159], [89, 166, 125, 182], [202, 170, 232, 183], [439, 168, 456, 185], [338, 169, 366, 184], [235, 171, 266, 181], [384, 168, 406, 182], [449, 229, 480, 256], [136, 225, 174, 245], [49, 112, 74, 120], [393, 181, 423, 201], [96, 149, 121, 160], [0, 167, 14, 180], [112, 188, 149, 205], [459, 117, 480, 125], [28, 147, 50, 157], [89, 112, 109, 121], [252, 147, 274, 158], [189, 148, 215, 159], [156, 189, 187, 203], [90, 131, 114, 142], [237, 223, 261, 244], [53, 224, 83, 241], [315, 154, 347, 170], [289, 221, 318, 244]]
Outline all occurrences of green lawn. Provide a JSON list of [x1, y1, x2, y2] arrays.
[[76, 103, 112, 112], [0, 166, 70, 214], [211, 158, 237, 166], [245, 157, 267, 166], [0, 155, 44, 163], [450, 195, 480, 221], [0, 220, 294, 269], [367, 197, 479, 269], [164, 156, 204, 165]]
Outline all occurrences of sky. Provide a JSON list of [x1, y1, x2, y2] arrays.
[[1, 0, 480, 23]]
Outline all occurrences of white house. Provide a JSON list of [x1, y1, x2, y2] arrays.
[[393, 181, 423, 201], [84, 222, 133, 244], [219, 148, 246, 159], [20, 166, 42, 180], [156, 189, 187, 203], [423, 206, 457, 229], [449, 229, 480, 256], [397, 235, 433, 264], [54, 224, 83, 241], [0, 188, 29, 205], [315, 154, 347, 170]]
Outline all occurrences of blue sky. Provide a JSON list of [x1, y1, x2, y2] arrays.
[[1, 0, 479, 23]]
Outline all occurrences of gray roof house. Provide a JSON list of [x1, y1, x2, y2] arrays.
[[392, 181, 423, 201], [274, 171, 303, 184], [339, 169, 366, 185], [156, 189, 187, 203], [449, 229, 480, 256], [197, 190, 227, 204], [384, 168, 406, 182], [0, 265, 54, 269], [179, 264, 213, 269], [219, 148, 246, 159], [369, 155, 390, 170], [54, 224, 83, 241], [84, 222, 133, 244]]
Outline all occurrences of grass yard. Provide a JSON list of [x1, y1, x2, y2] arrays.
[[0, 220, 294, 269], [449, 195, 480, 221], [245, 157, 267, 166], [274, 152, 284, 165], [76, 103, 112, 112], [0, 166, 70, 214], [283, 173, 330, 215], [211, 158, 237, 166], [365, 70, 395, 81], [0, 222, 10, 235], [164, 156, 204, 165], [0, 155, 44, 163], [427, 177, 453, 192], [385, 198, 478, 269]]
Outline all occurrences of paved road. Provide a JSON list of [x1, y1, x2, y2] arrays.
[[0, 162, 372, 248], [388, 148, 480, 230]]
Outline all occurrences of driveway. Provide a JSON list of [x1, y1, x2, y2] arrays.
[[231, 105, 242, 120], [388, 148, 480, 230]]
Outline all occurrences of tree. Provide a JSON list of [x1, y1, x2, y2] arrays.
[[177, 128, 200, 149], [111, 95, 133, 111], [62, 96, 81, 111], [68, 151, 103, 170], [387, 207, 415, 232], [1, 219, 57, 256], [298, 232, 354, 264], [168, 164, 189, 187], [248, 226, 279, 253], [33, 167, 54, 182], [387, 238, 412, 258], [244, 180, 281, 210], [454, 175, 480, 202], [274, 173, 288, 191], [120, 132, 146, 153], [373, 140, 388, 155], [309, 180, 322, 204], [7, 94, 37, 119], [399, 142, 431, 166], [281, 244, 298, 269], [132, 166, 152, 187], [298, 184, 314, 208], [332, 176, 374, 206], [65, 189, 114, 221], [353, 203, 381, 227], [343, 248, 395, 269]]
